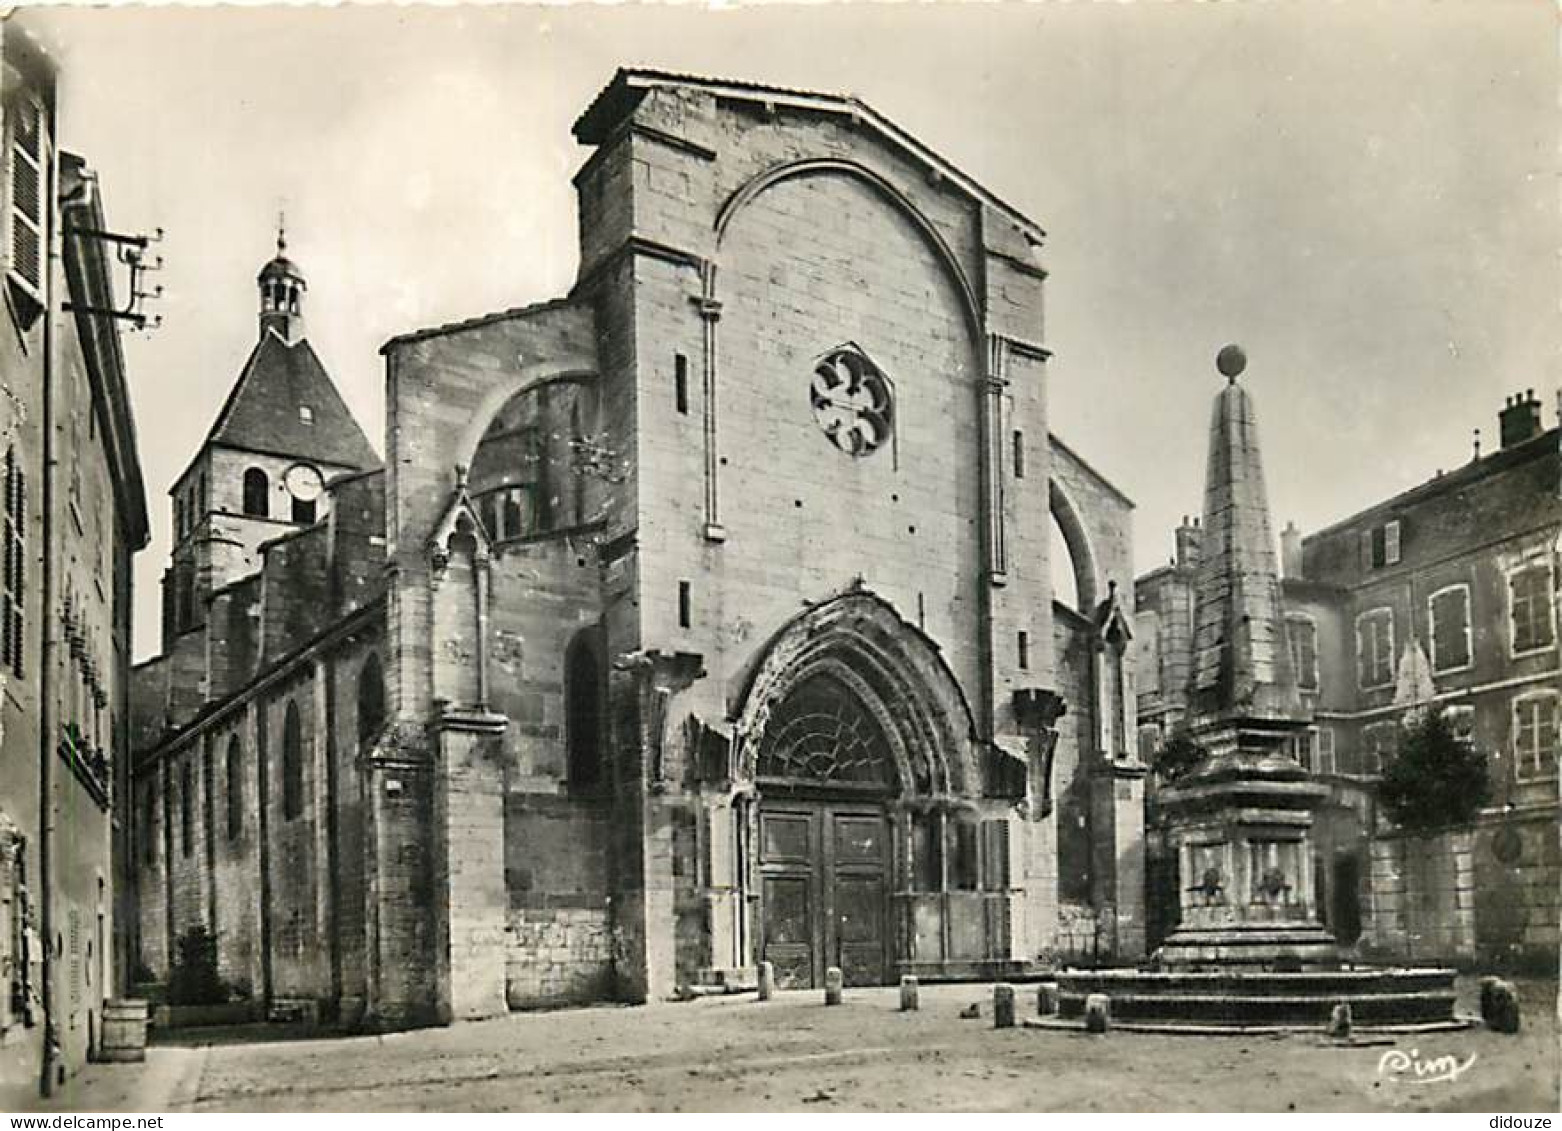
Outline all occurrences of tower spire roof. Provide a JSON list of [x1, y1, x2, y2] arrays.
[[257, 220, 306, 343], [1188, 345, 1304, 726]]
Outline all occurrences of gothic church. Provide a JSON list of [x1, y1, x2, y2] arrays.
[[130, 70, 1141, 1027]]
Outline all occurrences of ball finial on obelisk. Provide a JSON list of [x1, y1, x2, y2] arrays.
[[1216, 343, 1247, 384]]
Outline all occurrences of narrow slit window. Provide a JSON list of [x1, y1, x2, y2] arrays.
[[674, 354, 689, 415], [678, 581, 691, 629], [1017, 630, 1030, 670], [1012, 430, 1025, 479]]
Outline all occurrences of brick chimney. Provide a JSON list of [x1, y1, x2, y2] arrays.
[[1174, 514, 1202, 570], [1499, 389, 1543, 450], [1281, 520, 1303, 580]]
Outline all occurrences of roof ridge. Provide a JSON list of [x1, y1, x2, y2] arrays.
[[573, 68, 1046, 244]]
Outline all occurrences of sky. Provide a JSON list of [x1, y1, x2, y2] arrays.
[[21, 1, 1559, 661]]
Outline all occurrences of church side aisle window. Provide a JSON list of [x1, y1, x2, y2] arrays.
[[475, 485, 536, 543], [225, 736, 243, 841], [356, 654, 385, 752], [179, 759, 193, 857], [281, 701, 304, 819]]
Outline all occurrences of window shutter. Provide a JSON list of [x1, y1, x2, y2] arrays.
[[7, 94, 44, 301], [1359, 530, 1373, 570], [1384, 520, 1402, 565]]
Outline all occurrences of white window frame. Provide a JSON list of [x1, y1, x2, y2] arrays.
[[1362, 720, 1399, 776], [1512, 690, 1559, 782], [1507, 557, 1557, 659], [1286, 727, 1318, 773], [1427, 583, 1473, 676], [1286, 613, 1319, 691], [1355, 607, 1395, 691], [1384, 519, 1402, 566], [1316, 725, 1337, 775]]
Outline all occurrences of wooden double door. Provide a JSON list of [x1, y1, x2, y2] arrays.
[[758, 799, 890, 989]]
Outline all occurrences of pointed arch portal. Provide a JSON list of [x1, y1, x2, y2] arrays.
[[729, 589, 1006, 989]]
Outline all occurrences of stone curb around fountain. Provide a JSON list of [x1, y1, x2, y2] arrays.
[[1019, 1016, 1480, 1036]]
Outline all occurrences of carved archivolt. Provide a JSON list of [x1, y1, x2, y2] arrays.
[[728, 587, 981, 798]]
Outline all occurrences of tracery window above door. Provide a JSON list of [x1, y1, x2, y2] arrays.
[[756, 672, 893, 788], [810, 346, 893, 458]]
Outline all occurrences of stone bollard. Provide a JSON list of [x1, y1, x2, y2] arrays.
[[1480, 976, 1521, 1034], [1326, 1001, 1352, 1040], [1084, 993, 1111, 1033], [824, 966, 844, 1006], [899, 975, 919, 1012], [993, 983, 1016, 1029], [99, 999, 149, 1063], [757, 961, 775, 1002], [1036, 982, 1060, 1016]]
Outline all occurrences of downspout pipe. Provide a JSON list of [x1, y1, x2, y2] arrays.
[[37, 104, 71, 1099]]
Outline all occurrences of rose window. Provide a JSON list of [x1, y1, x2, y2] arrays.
[[810, 347, 893, 457]]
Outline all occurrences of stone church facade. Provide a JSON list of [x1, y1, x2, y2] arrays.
[[131, 69, 1142, 1028]]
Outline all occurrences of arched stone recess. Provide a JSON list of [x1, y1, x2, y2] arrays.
[[713, 158, 983, 339], [425, 471, 495, 713], [1049, 478, 1100, 614], [689, 158, 991, 551], [382, 301, 597, 733], [451, 367, 600, 501], [727, 588, 982, 800]]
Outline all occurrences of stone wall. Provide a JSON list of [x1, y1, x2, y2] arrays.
[[205, 713, 263, 997], [1471, 813, 1559, 972], [503, 795, 615, 1007], [1362, 828, 1476, 966]]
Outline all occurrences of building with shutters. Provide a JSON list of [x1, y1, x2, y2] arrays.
[[0, 15, 152, 1101], [129, 69, 1142, 1029], [1137, 391, 1560, 970]]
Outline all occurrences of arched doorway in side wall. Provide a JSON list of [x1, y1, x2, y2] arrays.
[[754, 671, 898, 989]]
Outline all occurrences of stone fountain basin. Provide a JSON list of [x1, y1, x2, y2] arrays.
[[1054, 967, 1461, 1028]]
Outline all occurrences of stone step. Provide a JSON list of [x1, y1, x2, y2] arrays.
[[1058, 990, 1457, 1026], [1058, 970, 1458, 996]]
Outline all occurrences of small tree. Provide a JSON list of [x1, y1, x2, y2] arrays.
[[167, 925, 228, 1006], [1377, 708, 1491, 833], [1155, 734, 1207, 783]]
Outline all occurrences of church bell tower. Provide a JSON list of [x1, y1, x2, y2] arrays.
[[158, 223, 378, 648], [258, 220, 307, 344]]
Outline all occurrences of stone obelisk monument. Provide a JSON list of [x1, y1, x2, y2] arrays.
[[1156, 345, 1338, 967]]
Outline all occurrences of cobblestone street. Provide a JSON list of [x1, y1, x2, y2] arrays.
[[28, 978, 1559, 1113]]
